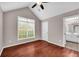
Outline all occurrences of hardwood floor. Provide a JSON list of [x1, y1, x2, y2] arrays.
[[1, 40, 79, 57]]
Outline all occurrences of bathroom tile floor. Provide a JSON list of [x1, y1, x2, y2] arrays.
[[66, 41, 79, 52]]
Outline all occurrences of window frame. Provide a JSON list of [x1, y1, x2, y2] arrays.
[[17, 16, 35, 40]]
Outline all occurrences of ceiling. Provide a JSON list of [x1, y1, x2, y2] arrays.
[[1, 2, 79, 20], [29, 2, 79, 20], [0, 2, 30, 12]]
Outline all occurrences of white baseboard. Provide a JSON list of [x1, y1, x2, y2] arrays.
[[0, 47, 4, 56], [0, 39, 42, 56], [4, 39, 40, 48], [47, 40, 65, 47]]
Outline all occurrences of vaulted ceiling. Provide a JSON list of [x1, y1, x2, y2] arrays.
[[0, 2, 79, 20], [0, 2, 30, 12]]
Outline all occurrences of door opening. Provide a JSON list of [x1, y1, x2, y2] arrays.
[[42, 21, 48, 41], [63, 15, 79, 52]]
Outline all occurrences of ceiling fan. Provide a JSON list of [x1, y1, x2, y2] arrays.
[[32, 2, 48, 10]]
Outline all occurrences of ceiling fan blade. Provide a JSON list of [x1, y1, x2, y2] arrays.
[[32, 3, 37, 8], [40, 4, 44, 10], [42, 2, 48, 3]]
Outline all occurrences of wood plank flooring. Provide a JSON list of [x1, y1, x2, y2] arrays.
[[1, 40, 79, 57]]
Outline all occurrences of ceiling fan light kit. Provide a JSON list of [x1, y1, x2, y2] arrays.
[[32, 2, 48, 10]]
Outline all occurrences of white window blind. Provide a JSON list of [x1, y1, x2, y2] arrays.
[[17, 16, 35, 40]]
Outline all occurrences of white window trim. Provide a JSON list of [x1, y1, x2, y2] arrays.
[[17, 16, 36, 40]]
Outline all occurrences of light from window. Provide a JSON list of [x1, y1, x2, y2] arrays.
[[17, 16, 35, 40]]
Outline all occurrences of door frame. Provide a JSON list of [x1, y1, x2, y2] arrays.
[[63, 18, 66, 47]]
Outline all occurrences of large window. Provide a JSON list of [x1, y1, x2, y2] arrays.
[[17, 16, 35, 40]]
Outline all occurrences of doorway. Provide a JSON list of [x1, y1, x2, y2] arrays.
[[63, 15, 79, 52], [42, 21, 48, 41]]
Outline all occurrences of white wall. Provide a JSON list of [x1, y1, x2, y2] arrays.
[[3, 7, 41, 48], [48, 15, 64, 47], [0, 7, 3, 54]]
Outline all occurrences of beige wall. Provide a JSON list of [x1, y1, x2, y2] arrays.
[[3, 7, 41, 47], [47, 9, 79, 47], [0, 7, 3, 54], [48, 15, 64, 46], [3, 5, 79, 48]]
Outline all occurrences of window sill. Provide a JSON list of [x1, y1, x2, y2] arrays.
[[18, 37, 35, 40]]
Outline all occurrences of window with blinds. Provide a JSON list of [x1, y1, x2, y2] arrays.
[[17, 16, 35, 40]]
